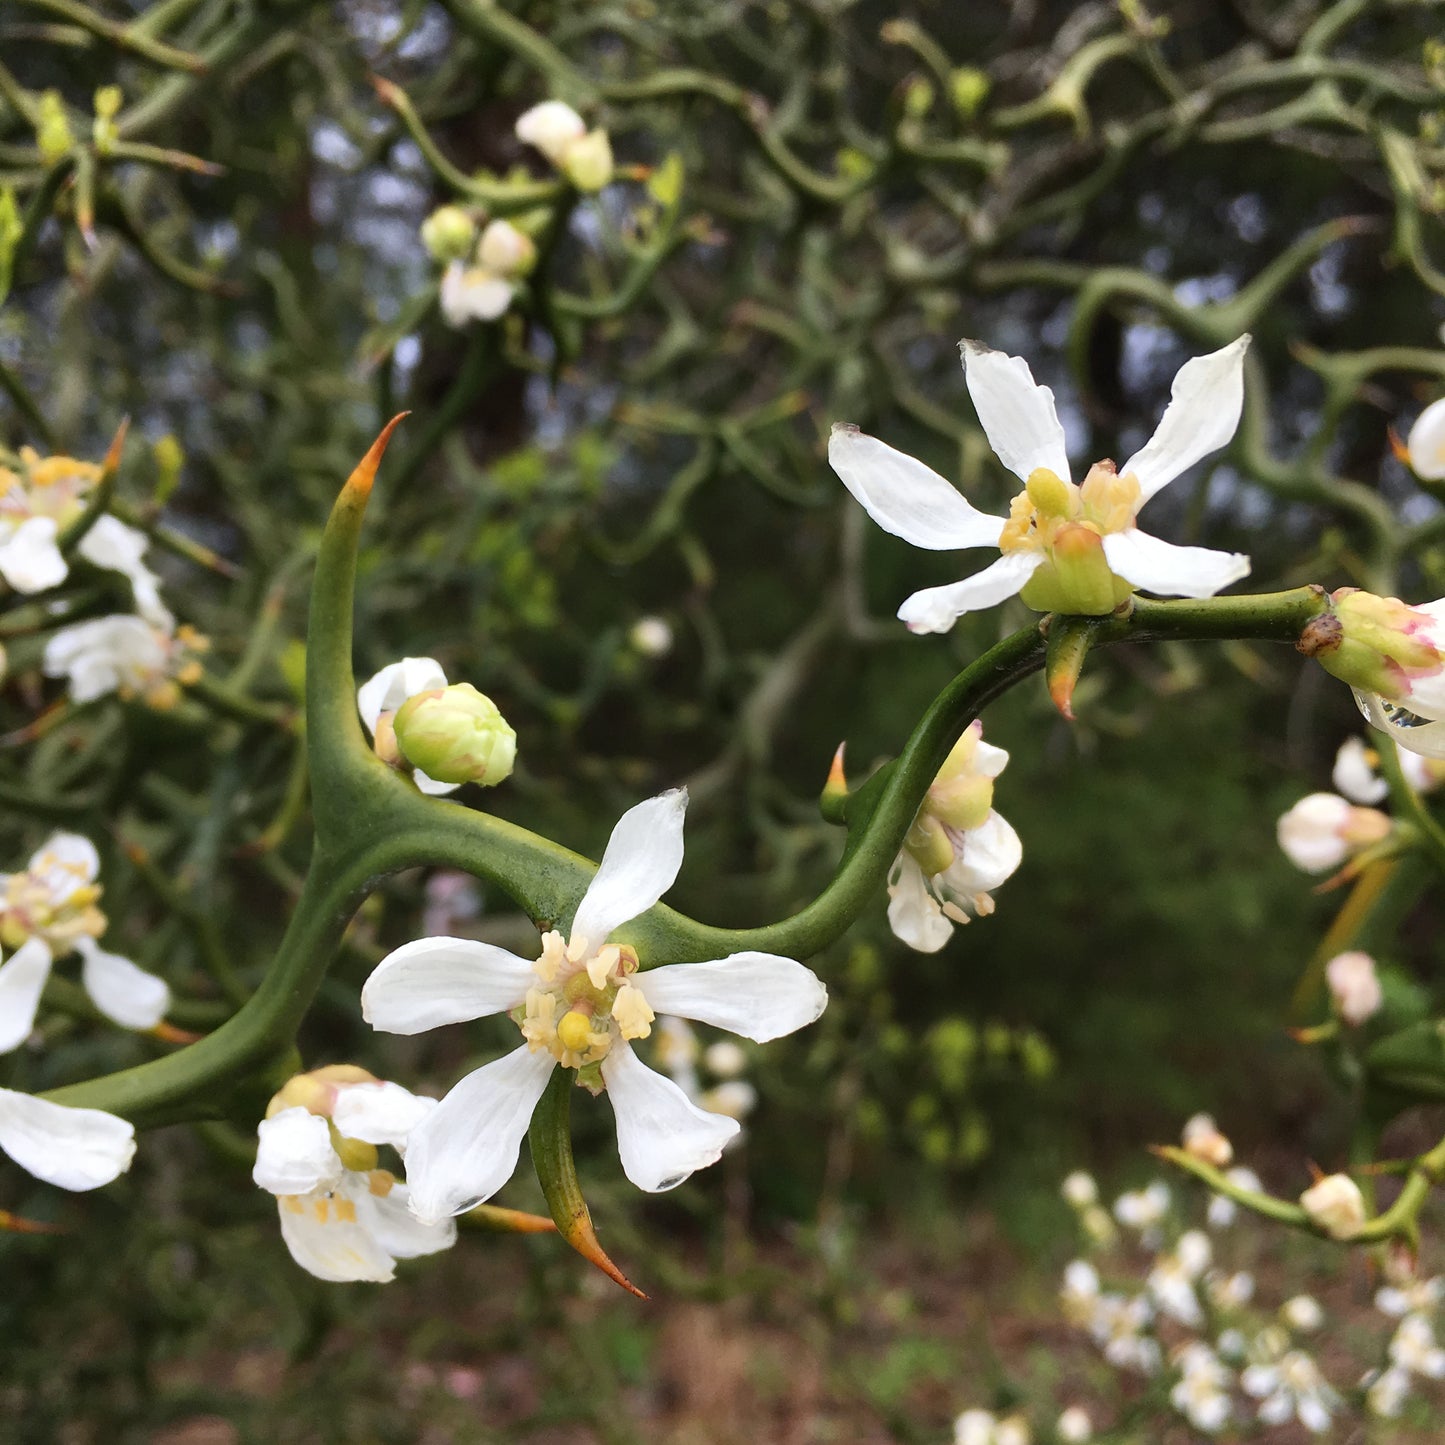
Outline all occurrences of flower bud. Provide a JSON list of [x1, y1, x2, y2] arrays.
[[392, 683, 517, 787], [477, 219, 536, 277], [562, 129, 614, 192], [420, 205, 477, 263], [629, 616, 674, 657], [1407, 396, 1445, 481], [515, 100, 587, 165], [1056, 1407, 1092, 1444], [1299, 1172, 1367, 1239], [1325, 950, 1382, 1026], [1276, 792, 1391, 873], [1181, 1112, 1233, 1167], [1304, 590, 1445, 705], [1060, 1170, 1098, 1209]]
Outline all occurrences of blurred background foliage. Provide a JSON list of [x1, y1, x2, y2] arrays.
[[3, 0, 1445, 1438]]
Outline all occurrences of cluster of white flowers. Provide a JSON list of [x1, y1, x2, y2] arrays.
[[1043, 1133, 1445, 1437], [421, 207, 539, 328]]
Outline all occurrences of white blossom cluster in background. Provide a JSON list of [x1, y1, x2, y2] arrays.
[[948, 1119, 1445, 1440]]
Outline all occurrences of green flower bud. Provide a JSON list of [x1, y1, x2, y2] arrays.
[[562, 130, 614, 191], [393, 683, 517, 787], [420, 205, 477, 263]]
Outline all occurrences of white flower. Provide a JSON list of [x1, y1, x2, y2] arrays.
[[1376, 1273, 1444, 1318], [1060, 1259, 1101, 1324], [0, 1086, 135, 1190], [703, 1040, 747, 1079], [1366, 1364, 1412, 1417], [1208, 1269, 1255, 1310], [476, 219, 536, 276], [1299, 1172, 1367, 1239], [439, 260, 514, 326], [1096, 1293, 1162, 1375], [629, 616, 674, 657], [43, 613, 203, 707], [1406, 396, 1445, 480], [1181, 1112, 1232, 1167], [515, 101, 613, 190], [362, 790, 827, 1223], [993, 1417, 1030, 1445], [1148, 1229, 1211, 1326], [253, 1071, 454, 1283], [1242, 1350, 1340, 1433], [886, 721, 1021, 952], [357, 657, 456, 795], [829, 337, 1250, 633], [0, 447, 101, 594], [1333, 736, 1388, 803], [1055, 1406, 1092, 1443], [0, 833, 168, 1048], [1281, 1294, 1325, 1333], [1061, 1169, 1098, 1209], [1388, 1314, 1445, 1379], [1170, 1341, 1234, 1433], [1114, 1179, 1171, 1240], [76, 515, 172, 627], [1276, 791, 1391, 873], [514, 101, 587, 164], [1324, 949, 1382, 1026]]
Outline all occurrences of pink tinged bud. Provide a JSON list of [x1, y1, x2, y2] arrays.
[[1299, 1172, 1367, 1239], [392, 684, 517, 787], [1305, 589, 1445, 708], [1325, 950, 1383, 1026]]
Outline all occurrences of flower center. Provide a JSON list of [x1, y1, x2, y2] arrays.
[[517, 931, 655, 1075], [998, 462, 1142, 556], [0, 856, 104, 950]]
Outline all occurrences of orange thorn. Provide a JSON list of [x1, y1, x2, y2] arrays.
[[369, 74, 403, 108], [1388, 425, 1412, 466], [102, 417, 131, 475], [563, 1213, 647, 1299], [343, 414, 409, 503], [1048, 670, 1076, 722], [0, 1210, 65, 1235], [463, 1203, 559, 1234], [150, 1020, 204, 1045]]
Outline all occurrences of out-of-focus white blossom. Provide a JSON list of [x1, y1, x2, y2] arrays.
[[1376, 1271, 1444, 1318], [44, 614, 205, 708], [514, 100, 614, 190], [1277, 791, 1391, 873], [1061, 1170, 1098, 1209], [1114, 1180, 1171, 1242], [1299, 1172, 1367, 1239], [1406, 396, 1445, 480], [1147, 1229, 1211, 1326], [1242, 1349, 1340, 1433], [1366, 1364, 1412, 1418], [1388, 1314, 1445, 1380], [630, 616, 674, 657], [1207, 1269, 1255, 1310], [1206, 1166, 1262, 1229], [1281, 1295, 1325, 1333], [1170, 1341, 1234, 1433], [1324, 949, 1382, 1026], [1055, 1406, 1092, 1443], [1181, 1112, 1233, 1167]]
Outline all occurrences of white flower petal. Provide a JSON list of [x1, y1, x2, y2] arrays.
[[886, 853, 954, 953], [0, 516, 67, 593], [403, 1044, 556, 1222], [601, 1040, 739, 1192], [569, 789, 688, 949], [28, 831, 100, 892], [77, 516, 174, 629], [1100, 528, 1250, 599], [361, 937, 535, 1035], [1407, 397, 1445, 480], [634, 953, 827, 1042], [897, 550, 1044, 633], [0, 1086, 135, 1190], [1333, 737, 1387, 804], [960, 340, 1071, 483], [0, 937, 52, 1053], [253, 1107, 343, 1196], [827, 426, 1005, 551], [276, 1185, 397, 1283], [439, 263, 514, 327], [515, 100, 587, 164], [1122, 336, 1250, 503], [1354, 691, 1445, 760], [358, 1180, 457, 1260], [414, 769, 461, 797], [356, 657, 448, 734], [75, 937, 170, 1030], [331, 1081, 437, 1148], [943, 809, 1022, 894]]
